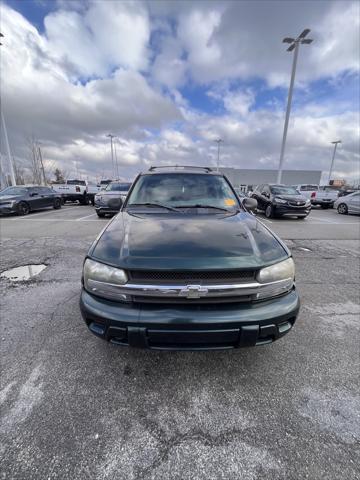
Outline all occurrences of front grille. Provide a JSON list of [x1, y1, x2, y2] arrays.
[[128, 269, 256, 284], [288, 201, 306, 207], [132, 295, 253, 304]]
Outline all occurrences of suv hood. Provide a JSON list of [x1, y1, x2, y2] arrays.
[[90, 212, 289, 270], [274, 194, 307, 202]]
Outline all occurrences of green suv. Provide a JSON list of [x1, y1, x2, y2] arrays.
[[80, 166, 300, 350]]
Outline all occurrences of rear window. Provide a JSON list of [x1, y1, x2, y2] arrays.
[[67, 180, 86, 186], [300, 185, 319, 191]]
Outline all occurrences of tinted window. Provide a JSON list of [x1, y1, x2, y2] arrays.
[[300, 185, 318, 191], [0, 187, 28, 196], [67, 180, 86, 186], [39, 187, 54, 194], [127, 173, 238, 210]]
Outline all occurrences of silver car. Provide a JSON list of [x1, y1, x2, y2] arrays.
[[94, 182, 132, 218], [334, 191, 360, 215]]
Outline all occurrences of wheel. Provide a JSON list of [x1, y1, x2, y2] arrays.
[[53, 198, 62, 209], [96, 211, 105, 218], [337, 203, 348, 215], [91, 197, 95, 206], [265, 204, 274, 218], [17, 201, 30, 216], [79, 194, 88, 205]]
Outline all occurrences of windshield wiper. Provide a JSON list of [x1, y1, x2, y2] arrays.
[[176, 204, 234, 212], [127, 202, 182, 213]]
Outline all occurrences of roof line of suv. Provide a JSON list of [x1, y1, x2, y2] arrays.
[[148, 165, 215, 174]]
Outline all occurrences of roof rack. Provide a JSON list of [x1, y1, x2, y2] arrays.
[[148, 165, 213, 172]]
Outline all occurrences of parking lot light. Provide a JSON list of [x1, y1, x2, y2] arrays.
[[328, 140, 342, 185], [277, 29, 313, 184]]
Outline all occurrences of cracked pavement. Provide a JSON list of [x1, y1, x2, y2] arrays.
[[0, 205, 359, 479]]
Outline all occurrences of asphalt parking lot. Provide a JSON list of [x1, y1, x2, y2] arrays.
[[0, 205, 359, 479]]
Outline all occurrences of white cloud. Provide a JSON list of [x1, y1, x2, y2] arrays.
[[44, 0, 150, 77], [0, 0, 359, 184]]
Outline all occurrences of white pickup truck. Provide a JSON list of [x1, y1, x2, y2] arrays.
[[52, 179, 99, 205], [292, 184, 339, 208]]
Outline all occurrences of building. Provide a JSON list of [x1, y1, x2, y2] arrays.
[[220, 168, 322, 192]]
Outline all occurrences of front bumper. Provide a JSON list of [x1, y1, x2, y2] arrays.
[[0, 204, 17, 215], [95, 205, 120, 214], [274, 205, 311, 216], [80, 288, 300, 350]]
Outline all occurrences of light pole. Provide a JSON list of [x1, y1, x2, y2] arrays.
[[214, 138, 223, 172], [328, 140, 341, 185], [277, 29, 313, 184], [106, 134, 116, 178]]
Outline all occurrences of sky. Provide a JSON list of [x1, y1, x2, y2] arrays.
[[0, 0, 359, 183]]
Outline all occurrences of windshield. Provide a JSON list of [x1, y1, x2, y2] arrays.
[[0, 187, 28, 196], [127, 173, 239, 210], [270, 186, 299, 195], [105, 183, 131, 192]]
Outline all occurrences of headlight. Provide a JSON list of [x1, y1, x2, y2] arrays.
[[274, 197, 287, 204], [305, 200, 311, 206], [83, 258, 129, 301], [257, 257, 295, 284]]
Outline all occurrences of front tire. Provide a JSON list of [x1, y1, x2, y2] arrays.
[[53, 198, 62, 209], [337, 203, 348, 215], [17, 201, 30, 216], [265, 204, 274, 218], [96, 211, 105, 218]]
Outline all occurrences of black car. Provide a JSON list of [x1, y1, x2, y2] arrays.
[[94, 182, 132, 217], [0, 185, 62, 216], [80, 166, 300, 351], [251, 184, 311, 219]]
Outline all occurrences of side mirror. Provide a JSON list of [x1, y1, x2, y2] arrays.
[[30, 192, 38, 197], [242, 197, 258, 212]]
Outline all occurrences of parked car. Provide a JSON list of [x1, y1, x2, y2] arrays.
[[292, 184, 338, 208], [80, 166, 300, 350], [98, 179, 113, 189], [0, 185, 62, 215], [251, 184, 311, 219], [312, 186, 339, 208], [334, 191, 360, 215], [52, 179, 99, 205], [94, 182, 132, 217], [338, 188, 360, 197]]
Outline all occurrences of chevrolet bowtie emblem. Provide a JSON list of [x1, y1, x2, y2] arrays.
[[179, 285, 209, 299]]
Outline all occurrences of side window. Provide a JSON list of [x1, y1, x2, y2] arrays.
[[29, 187, 39, 195], [39, 187, 52, 194]]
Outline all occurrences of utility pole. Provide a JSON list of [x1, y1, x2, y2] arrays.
[[1, 109, 16, 186], [0, 33, 16, 186], [107, 134, 116, 178], [328, 140, 341, 185], [277, 29, 313, 184], [37, 146, 47, 185], [113, 139, 119, 179], [214, 138, 223, 172]]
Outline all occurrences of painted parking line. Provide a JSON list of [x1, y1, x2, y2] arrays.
[[10, 205, 81, 220], [76, 213, 97, 221], [2, 218, 101, 222]]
